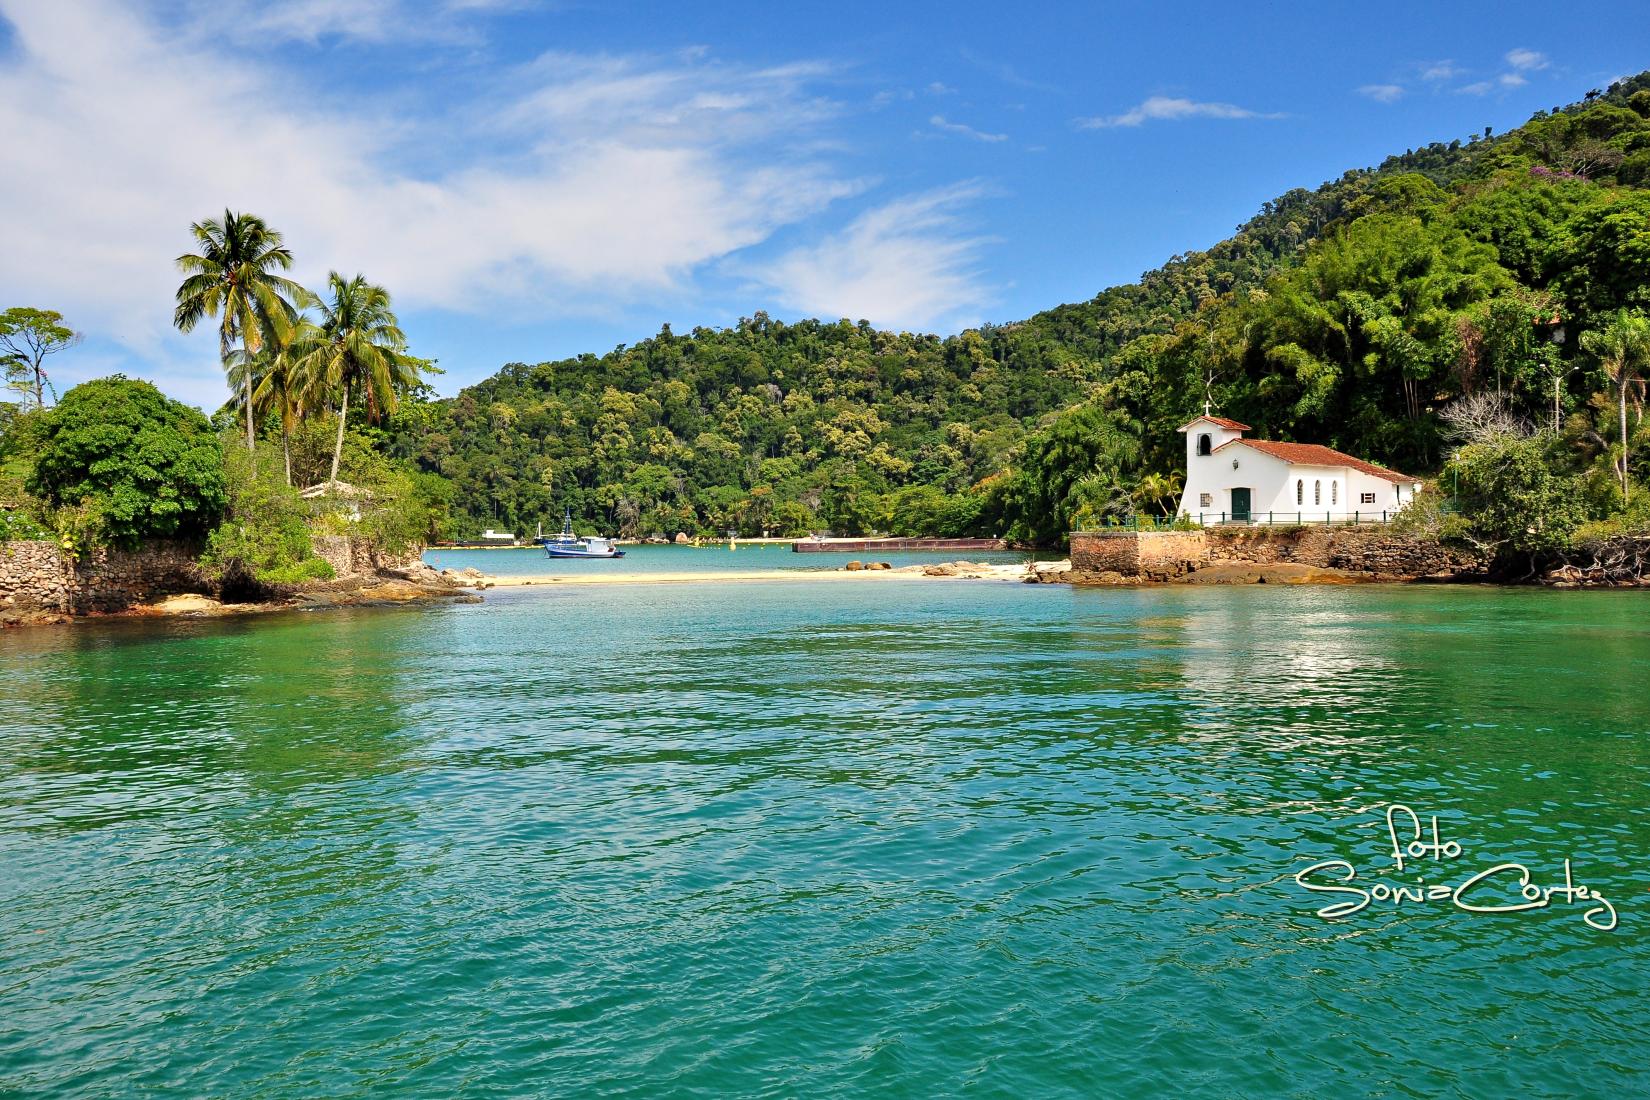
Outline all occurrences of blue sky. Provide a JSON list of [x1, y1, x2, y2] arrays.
[[0, 0, 1645, 409]]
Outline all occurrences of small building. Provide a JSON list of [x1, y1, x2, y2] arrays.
[[299, 480, 375, 523], [1178, 415, 1423, 525]]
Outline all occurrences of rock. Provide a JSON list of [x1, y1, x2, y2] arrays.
[[151, 593, 224, 614], [923, 564, 960, 577], [674, 532, 692, 545], [870, 561, 892, 570], [844, 560, 865, 571]]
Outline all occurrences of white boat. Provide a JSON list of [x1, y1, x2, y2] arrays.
[[539, 508, 625, 559]]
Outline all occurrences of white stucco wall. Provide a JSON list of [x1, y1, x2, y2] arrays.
[[1178, 428, 1421, 523]]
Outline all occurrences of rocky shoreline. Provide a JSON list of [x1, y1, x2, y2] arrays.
[[1, 559, 479, 629]]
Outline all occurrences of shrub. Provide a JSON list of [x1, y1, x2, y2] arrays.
[[27, 377, 226, 548], [200, 442, 334, 587]]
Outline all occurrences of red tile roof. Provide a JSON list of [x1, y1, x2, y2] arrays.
[[1179, 415, 1251, 432], [1213, 439, 1420, 483]]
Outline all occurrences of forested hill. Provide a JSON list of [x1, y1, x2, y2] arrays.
[[386, 72, 1650, 543]]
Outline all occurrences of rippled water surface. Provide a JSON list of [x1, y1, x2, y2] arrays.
[[3, 579, 1649, 1096]]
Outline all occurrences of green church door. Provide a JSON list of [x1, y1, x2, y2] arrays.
[[1231, 487, 1251, 522]]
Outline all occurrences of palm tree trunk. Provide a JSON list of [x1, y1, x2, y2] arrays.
[[1621, 376, 1631, 505], [330, 384, 349, 486], [282, 427, 292, 486]]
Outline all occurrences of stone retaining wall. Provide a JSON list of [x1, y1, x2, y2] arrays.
[[310, 536, 425, 578], [0, 540, 210, 613], [1068, 531, 1208, 579], [1070, 526, 1473, 580], [2, 536, 425, 618]]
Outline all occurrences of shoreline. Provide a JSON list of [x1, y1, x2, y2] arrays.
[[452, 561, 1041, 588]]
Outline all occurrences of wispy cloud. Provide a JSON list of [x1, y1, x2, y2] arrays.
[[1505, 48, 1549, 72], [958, 47, 1056, 92], [1420, 60, 1463, 82], [751, 182, 995, 332], [1358, 83, 1404, 104], [1076, 95, 1279, 129], [174, 0, 521, 46], [0, 0, 868, 405], [929, 114, 1007, 142], [927, 81, 956, 96]]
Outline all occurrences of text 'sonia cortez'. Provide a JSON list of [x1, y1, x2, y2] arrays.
[[1294, 803, 1618, 932]]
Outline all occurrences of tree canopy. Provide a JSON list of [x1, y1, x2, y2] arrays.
[[26, 377, 227, 548]]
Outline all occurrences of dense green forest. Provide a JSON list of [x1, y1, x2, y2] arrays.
[[7, 73, 1650, 569], [388, 73, 1650, 550]]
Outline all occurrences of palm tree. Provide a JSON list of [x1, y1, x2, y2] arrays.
[[1580, 310, 1650, 504], [227, 319, 317, 485], [173, 211, 306, 451], [1133, 471, 1185, 518], [297, 273, 416, 487]]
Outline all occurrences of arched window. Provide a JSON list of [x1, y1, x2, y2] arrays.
[[1197, 433, 1212, 456], [1296, 479, 1304, 505], [1331, 481, 1338, 506], [1314, 480, 1322, 505]]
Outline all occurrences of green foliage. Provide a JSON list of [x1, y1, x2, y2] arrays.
[[295, 272, 417, 485], [1445, 434, 1586, 565], [0, 307, 79, 410], [0, 509, 52, 540], [201, 441, 334, 586], [173, 210, 306, 450], [27, 377, 227, 549], [384, 76, 1650, 545], [995, 401, 1142, 544]]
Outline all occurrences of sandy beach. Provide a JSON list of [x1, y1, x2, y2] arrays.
[[451, 562, 1046, 588]]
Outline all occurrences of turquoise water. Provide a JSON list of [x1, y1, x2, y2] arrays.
[[422, 542, 1033, 577], [3, 576, 1649, 1096]]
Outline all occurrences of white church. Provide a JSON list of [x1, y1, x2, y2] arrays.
[[1177, 414, 1423, 525]]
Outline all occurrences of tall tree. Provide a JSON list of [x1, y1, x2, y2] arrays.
[[173, 211, 305, 452], [0, 307, 80, 410], [1580, 310, 1650, 503], [227, 319, 316, 486], [297, 273, 415, 486]]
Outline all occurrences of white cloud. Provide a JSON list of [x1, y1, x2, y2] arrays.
[[1505, 48, 1548, 72], [1420, 61, 1463, 82], [1456, 81, 1495, 96], [1075, 95, 1278, 129], [1500, 72, 1527, 88], [927, 81, 956, 95], [751, 183, 995, 331], [1358, 84, 1405, 104], [929, 114, 1008, 142], [0, 0, 876, 404]]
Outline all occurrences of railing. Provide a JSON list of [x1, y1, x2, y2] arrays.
[[1189, 511, 1396, 527]]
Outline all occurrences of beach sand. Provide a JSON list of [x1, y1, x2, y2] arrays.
[[454, 562, 1045, 588]]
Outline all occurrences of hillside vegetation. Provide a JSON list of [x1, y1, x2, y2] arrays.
[[366, 76, 1650, 551]]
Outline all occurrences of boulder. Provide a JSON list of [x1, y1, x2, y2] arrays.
[[673, 532, 692, 545], [844, 560, 865, 571]]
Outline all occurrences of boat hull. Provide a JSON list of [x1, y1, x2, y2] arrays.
[[544, 547, 626, 559]]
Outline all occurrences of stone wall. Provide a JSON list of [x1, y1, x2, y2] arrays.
[[1204, 526, 1469, 576], [2, 535, 426, 619], [310, 536, 425, 579], [1069, 530, 1208, 579], [1070, 526, 1474, 581], [0, 540, 210, 613]]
